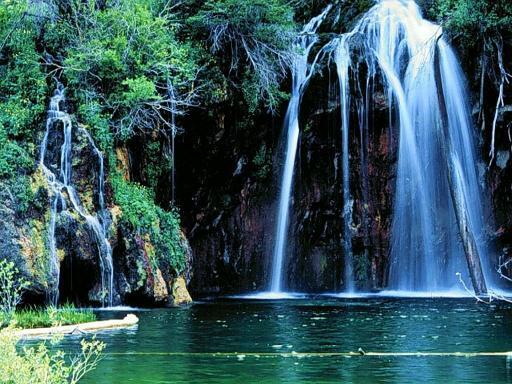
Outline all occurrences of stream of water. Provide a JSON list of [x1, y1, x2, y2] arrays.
[[270, 6, 331, 293]]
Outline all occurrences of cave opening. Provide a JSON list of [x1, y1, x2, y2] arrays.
[[58, 253, 99, 306]]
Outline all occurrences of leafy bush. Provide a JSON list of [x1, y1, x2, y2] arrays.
[[0, 327, 104, 384], [78, 101, 113, 154], [429, 0, 512, 52], [0, 131, 33, 178], [252, 144, 272, 180], [52, 0, 199, 140], [0, 1, 47, 181], [0, 259, 30, 323]]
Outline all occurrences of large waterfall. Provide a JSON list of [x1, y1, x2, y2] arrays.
[[346, 0, 487, 292], [269, 6, 331, 294], [333, 0, 490, 292], [40, 83, 114, 306], [268, 0, 490, 294]]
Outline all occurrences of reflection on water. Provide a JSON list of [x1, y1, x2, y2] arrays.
[[53, 298, 512, 383]]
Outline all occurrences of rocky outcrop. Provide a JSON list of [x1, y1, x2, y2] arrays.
[[177, 41, 511, 295], [3, 120, 195, 307], [113, 223, 194, 306], [176, 107, 278, 294], [187, 179, 275, 293], [170, 277, 193, 305]]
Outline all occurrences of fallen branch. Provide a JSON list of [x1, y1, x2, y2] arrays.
[[457, 272, 512, 304]]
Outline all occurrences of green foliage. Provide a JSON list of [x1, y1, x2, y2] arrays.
[[10, 175, 34, 214], [112, 176, 159, 231], [6, 304, 96, 330], [0, 327, 104, 384], [53, 0, 199, 139], [252, 144, 272, 180], [121, 77, 161, 107], [191, 0, 295, 43], [144, 140, 171, 193], [0, 0, 47, 180], [157, 210, 186, 273], [0, 259, 30, 322], [0, 1, 47, 137], [189, 0, 296, 112], [429, 0, 512, 50], [78, 101, 113, 154], [0, 128, 33, 178], [112, 175, 185, 274]]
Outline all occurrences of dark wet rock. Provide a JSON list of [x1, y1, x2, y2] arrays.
[[112, 221, 193, 306]]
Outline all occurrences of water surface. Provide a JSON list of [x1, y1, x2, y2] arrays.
[[56, 297, 512, 383]]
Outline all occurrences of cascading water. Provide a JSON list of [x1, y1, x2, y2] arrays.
[[40, 82, 114, 306], [269, 6, 332, 294], [333, 35, 355, 292], [329, 0, 489, 292]]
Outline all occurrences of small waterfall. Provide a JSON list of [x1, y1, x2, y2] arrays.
[[269, 6, 332, 293], [333, 35, 355, 292], [328, 0, 488, 291], [40, 83, 114, 306]]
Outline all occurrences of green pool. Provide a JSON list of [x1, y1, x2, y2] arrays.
[[56, 297, 512, 383]]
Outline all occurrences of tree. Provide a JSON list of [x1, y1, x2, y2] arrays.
[[48, 0, 200, 140], [188, 0, 296, 112]]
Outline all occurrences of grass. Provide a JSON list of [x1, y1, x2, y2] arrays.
[[1, 304, 96, 329]]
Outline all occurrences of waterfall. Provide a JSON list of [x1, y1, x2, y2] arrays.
[[333, 35, 355, 292], [329, 0, 488, 291], [40, 82, 114, 306], [269, 6, 332, 293]]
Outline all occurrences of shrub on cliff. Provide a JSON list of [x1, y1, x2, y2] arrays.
[[47, 0, 200, 141], [0, 0, 47, 182]]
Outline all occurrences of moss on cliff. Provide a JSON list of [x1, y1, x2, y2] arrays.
[[112, 174, 185, 276], [19, 219, 49, 290]]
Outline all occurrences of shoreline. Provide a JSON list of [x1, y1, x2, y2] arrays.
[[14, 314, 139, 338]]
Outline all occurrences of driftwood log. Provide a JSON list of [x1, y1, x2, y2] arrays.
[[15, 314, 139, 338]]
